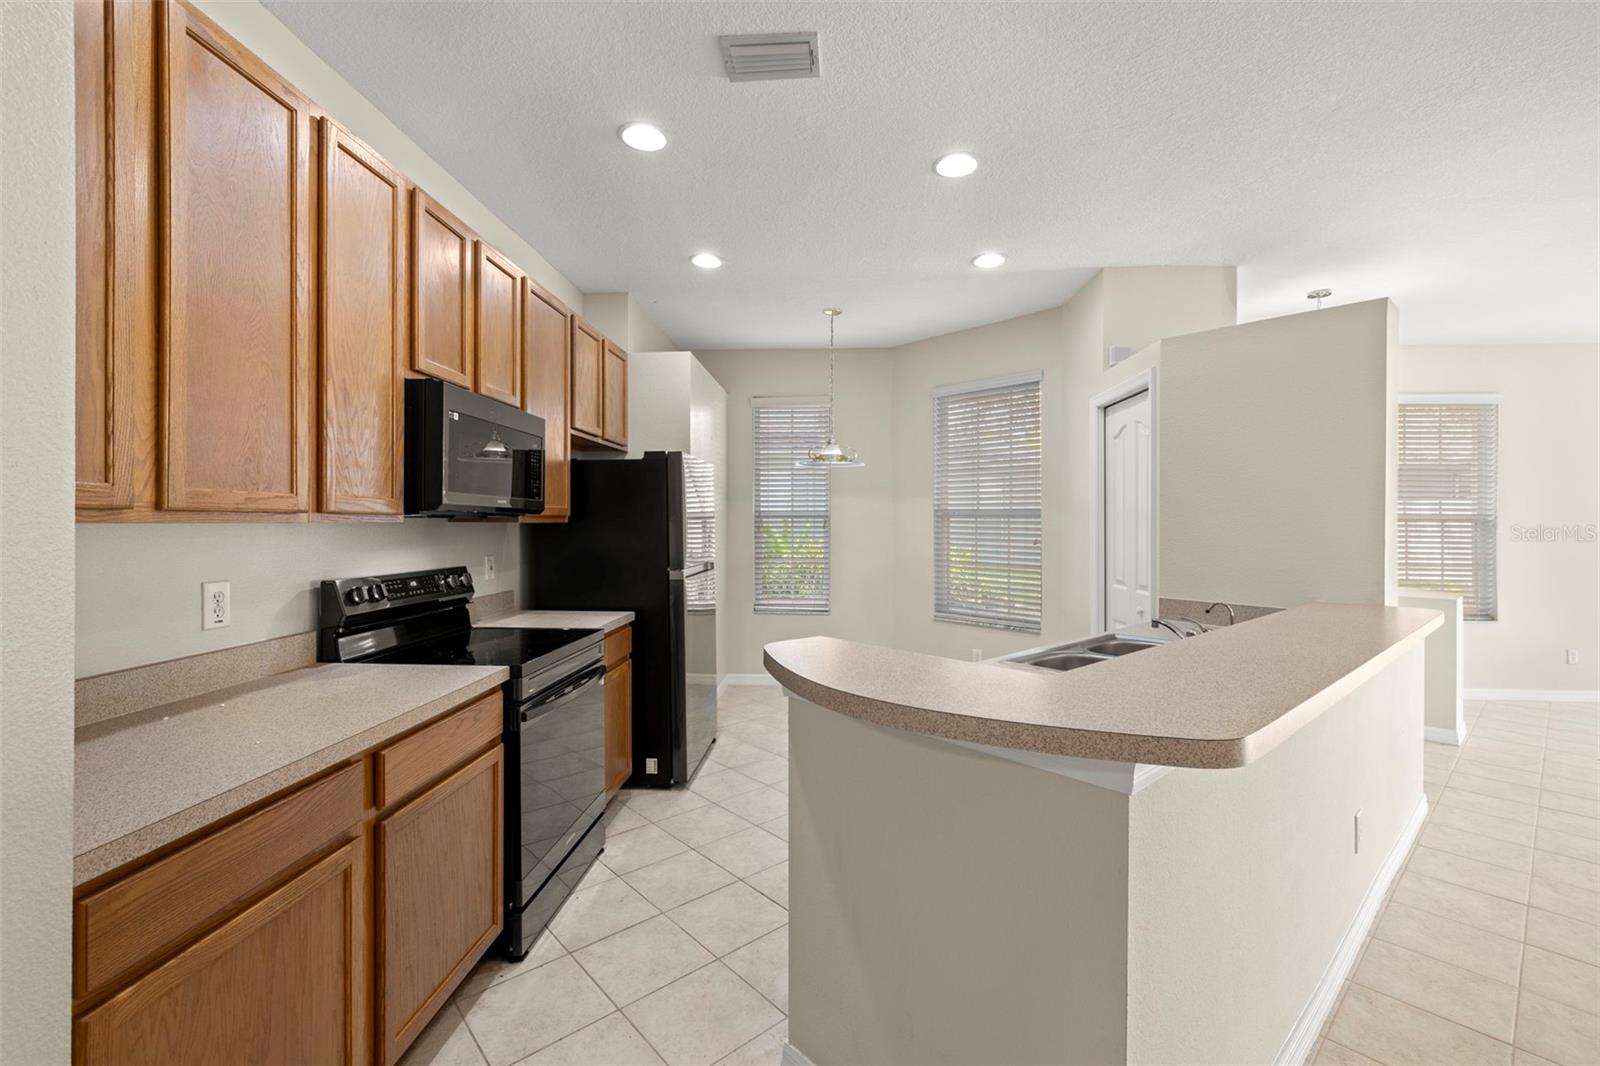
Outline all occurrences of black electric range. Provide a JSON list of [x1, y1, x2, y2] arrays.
[[318, 565, 610, 960]]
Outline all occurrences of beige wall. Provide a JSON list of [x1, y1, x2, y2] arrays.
[[1398, 344, 1600, 693], [1160, 299, 1398, 610], [0, 0, 76, 1057], [1128, 647, 1424, 1064], [75, 521, 522, 677], [693, 350, 899, 676], [701, 268, 1237, 673], [585, 291, 679, 355]]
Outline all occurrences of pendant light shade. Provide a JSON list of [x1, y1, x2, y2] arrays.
[[797, 307, 865, 469]]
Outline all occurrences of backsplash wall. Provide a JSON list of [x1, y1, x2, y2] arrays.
[[75, 520, 521, 677]]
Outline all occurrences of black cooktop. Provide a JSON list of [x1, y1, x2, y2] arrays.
[[366, 626, 601, 676]]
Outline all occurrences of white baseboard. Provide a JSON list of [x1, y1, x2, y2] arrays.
[[1465, 688, 1599, 704], [1274, 795, 1429, 1066], [722, 673, 781, 688], [1424, 724, 1465, 746], [780, 1043, 816, 1066]]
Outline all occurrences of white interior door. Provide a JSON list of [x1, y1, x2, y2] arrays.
[[1103, 390, 1153, 630]]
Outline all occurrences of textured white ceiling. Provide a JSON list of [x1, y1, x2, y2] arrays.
[[264, 1, 1598, 349]]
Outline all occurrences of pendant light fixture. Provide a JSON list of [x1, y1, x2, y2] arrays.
[[798, 307, 865, 469]]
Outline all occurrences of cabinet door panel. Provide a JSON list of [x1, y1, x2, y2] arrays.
[[570, 316, 604, 439], [75, 0, 140, 509], [74, 841, 364, 1066], [604, 659, 632, 794], [377, 745, 502, 1065], [602, 340, 628, 446], [319, 119, 406, 515], [162, 4, 310, 512], [522, 281, 571, 520], [475, 242, 522, 405], [410, 189, 474, 387]]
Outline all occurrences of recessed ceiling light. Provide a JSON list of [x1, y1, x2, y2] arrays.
[[619, 122, 666, 152], [935, 152, 978, 178], [691, 252, 723, 270], [972, 252, 1006, 269]]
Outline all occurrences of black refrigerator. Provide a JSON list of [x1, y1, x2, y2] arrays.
[[524, 451, 717, 787]]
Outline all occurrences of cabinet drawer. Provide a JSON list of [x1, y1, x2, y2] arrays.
[[375, 692, 501, 807], [604, 625, 631, 669], [75, 762, 363, 1001]]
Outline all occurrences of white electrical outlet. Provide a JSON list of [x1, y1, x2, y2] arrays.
[[971, 649, 984, 661], [1353, 809, 1363, 854], [1569, 648, 1581, 665], [483, 555, 497, 581], [202, 581, 231, 630]]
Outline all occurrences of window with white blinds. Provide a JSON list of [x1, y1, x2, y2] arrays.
[[1397, 399, 1499, 621], [933, 374, 1043, 632], [752, 399, 831, 614], [684, 456, 717, 611]]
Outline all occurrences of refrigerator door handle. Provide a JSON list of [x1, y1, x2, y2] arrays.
[[675, 561, 713, 580]]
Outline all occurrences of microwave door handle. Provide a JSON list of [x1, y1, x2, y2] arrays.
[[519, 663, 607, 725]]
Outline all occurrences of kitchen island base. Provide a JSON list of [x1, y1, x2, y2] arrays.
[[784, 645, 1425, 1066]]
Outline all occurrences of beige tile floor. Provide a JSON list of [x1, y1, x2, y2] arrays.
[[402, 684, 793, 1066], [1317, 699, 1600, 1066], [401, 688, 1598, 1066]]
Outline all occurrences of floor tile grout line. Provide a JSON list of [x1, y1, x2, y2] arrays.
[[1341, 979, 1514, 1059]]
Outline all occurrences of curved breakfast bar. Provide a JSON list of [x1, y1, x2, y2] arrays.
[[764, 603, 1442, 1066]]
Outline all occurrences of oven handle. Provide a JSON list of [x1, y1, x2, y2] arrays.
[[518, 662, 607, 725]]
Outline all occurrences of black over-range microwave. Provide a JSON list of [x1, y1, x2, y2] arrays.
[[405, 378, 545, 517]]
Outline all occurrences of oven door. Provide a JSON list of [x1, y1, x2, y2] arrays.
[[509, 658, 608, 907]]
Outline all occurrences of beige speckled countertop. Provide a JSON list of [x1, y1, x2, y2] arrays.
[[763, 602, 1441, 770], [479, 609, 634, 633], [74, 664, 507, 886]]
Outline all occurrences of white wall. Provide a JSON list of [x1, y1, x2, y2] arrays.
[[1399, 344, 1600, 693], [0, 0, 76, 1057], [693, 349, 899, 676], [689, 360, 730, 681], [193, 0, 582, 310], [75, 521, 520, 677], [1160, 299, 1398, 609]]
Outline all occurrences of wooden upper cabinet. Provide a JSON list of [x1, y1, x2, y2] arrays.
[[410, 189, 474, 388], [74, 840, 365, 1066], [523, 280, 572, 521], [602, 340, 628, 447], [75, 0, 142, 510], [570, 316, 604, 440], [474, 242, 523, 406], [318, 118, 406, 516], [376, 746, 503, 1066], [160, 3, 311, 513]]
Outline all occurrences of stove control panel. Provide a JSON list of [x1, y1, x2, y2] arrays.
[[319, 565, 475, 623]]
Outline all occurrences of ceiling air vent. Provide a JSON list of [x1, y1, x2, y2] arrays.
[[718, 32, 819, 82]]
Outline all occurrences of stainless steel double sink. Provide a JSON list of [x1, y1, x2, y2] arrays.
[[1001, 633, 1166, 672]]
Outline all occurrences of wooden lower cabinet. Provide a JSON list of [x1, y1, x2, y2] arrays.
[[604, 657, 633, 794], [73, 693, 506, 1066], [75, 840, 366, 1066], [376, 745, 503, 1065]]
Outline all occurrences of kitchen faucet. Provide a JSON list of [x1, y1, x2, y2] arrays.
[[1206, 602, 1238, 625], [1150, 618, 1191, 639]]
